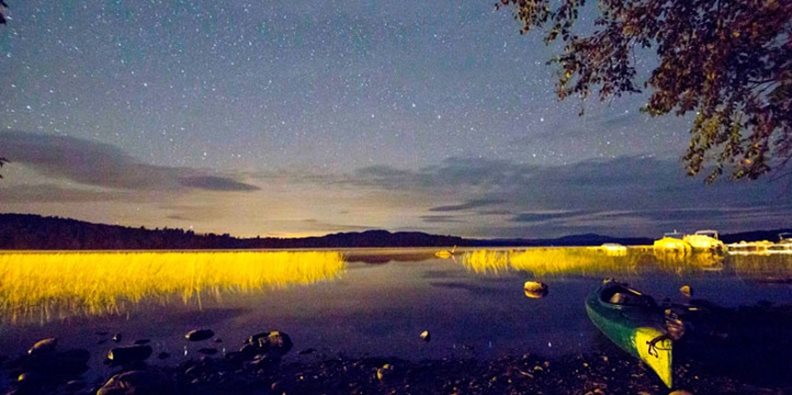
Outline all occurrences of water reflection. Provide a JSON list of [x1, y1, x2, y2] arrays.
[[460, 248, 733, 277], [731, 253, 792, 282], [0, 251, 346, 324]]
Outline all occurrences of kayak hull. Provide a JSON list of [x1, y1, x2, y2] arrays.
[[585, 282, 673, 388]]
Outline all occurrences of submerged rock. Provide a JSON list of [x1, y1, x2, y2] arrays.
[[198, 347, 218, 356], [52, 349, 91, 377], [97, 369, 174, 395], [298, 348, 317, 355], [185, 328, 215, 342], [524, 281, 549, 299], [64, 379, 86, 392], [107, 345, 152, 365]]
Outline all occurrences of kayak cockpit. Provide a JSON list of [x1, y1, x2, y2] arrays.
[[600, 283, 657, 308]]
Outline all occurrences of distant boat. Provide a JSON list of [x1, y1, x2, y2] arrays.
[[683, 230, 725, 251], [778, 233, 792, 249], [727, 240, 774, 255], [653, 230, 691, 252], [767, 233, 792, 253], [599, 243, 627, 255], [585, 280, 673, 388]]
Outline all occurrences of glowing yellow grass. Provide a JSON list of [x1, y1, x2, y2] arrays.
[[460, 247, 727, 277], [0, 250, 346, 324], [460, 248, 637, 277]]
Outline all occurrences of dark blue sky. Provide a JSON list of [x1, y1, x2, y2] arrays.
[[1, 1, 789, 237]]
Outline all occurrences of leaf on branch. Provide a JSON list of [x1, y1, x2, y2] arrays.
[[500, 0, 792, 181]]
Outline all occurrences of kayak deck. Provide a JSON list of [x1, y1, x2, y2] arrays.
[[585, 281, 673, 388]]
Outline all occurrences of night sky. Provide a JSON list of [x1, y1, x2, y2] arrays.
[[1, 1, 790, 238]]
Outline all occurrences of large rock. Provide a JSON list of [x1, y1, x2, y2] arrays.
[[97, 369, 174, 395], [106, 345, 153, 365], [523, 281, 549, 299], [246, 330, 293, 357]]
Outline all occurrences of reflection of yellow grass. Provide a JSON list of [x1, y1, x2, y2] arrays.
[[460, 248, 728, 277], [731, 253, 792, 279], [0, 251, 345, 324]]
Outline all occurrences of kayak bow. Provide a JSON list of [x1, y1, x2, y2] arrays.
[[585, 280, 673, 388]]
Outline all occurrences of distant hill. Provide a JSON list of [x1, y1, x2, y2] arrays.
[[0, 213, 788, 250]]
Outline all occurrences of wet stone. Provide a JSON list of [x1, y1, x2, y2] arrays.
[[27, 338, 57, 357], [298, 348, 317, 355], [524, 281, 549, 299], [185, 328, 215, 342], [17, 371, 39, 384], [106, 345, 153, 365]]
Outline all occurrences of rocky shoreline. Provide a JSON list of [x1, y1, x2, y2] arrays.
[[2, 327, 791, 395]]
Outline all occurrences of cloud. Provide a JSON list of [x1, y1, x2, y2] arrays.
[[335, 155, 792, 237], [420, 215, 466, 223], [179, 176, 259, 192], [0, 184, 128, 203], [429, 198, 505, 212], [0, 131, 259, 192], [511, 210, 589, 223]]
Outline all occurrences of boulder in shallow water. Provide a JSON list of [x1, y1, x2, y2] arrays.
[[523, 281, 549, 299], [106, 345, 152, 365], [185, 328, 215, 342], [97, 369, 174, 395], [27, 338, 57, 357]]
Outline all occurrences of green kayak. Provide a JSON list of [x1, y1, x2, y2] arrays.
[[585, 280, 673, 388]]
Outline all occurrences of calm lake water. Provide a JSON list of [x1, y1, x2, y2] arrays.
[[1, 247, 791, 380]]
